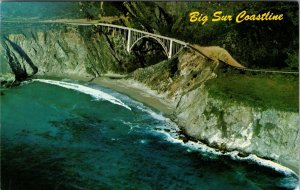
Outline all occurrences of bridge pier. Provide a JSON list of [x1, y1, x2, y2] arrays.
[[126, 29, 131, 52], [168, 40, 173, 59]]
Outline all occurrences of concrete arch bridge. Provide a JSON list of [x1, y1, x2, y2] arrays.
[[68, 22, 188, 59], [66, 22, 247, 69]]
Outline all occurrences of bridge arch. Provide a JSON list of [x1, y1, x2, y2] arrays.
[[90, 23, 188, 59], [129, 35, 169, 58]]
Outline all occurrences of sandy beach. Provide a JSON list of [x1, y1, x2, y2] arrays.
[[36, 74, 176, 116], [92, 77, 176, 115]]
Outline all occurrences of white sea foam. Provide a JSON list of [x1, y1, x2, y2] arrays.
[[33, 79, 131, 111], [227, 153, 298, 176], [20, 80, 34, 86], [146, 111, 299, 178], [163, 129, 298, 177], [136, 105, 167, 121]]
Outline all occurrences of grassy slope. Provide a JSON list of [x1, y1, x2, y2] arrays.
[[205, 70, 299, 112]]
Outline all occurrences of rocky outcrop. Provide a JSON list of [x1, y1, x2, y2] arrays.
[[129, 50, 218, 101], [0, 25, 140, 80]]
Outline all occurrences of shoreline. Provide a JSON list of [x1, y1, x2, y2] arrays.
[[34, 75, 299, 176], [36, 74, 176, 115]]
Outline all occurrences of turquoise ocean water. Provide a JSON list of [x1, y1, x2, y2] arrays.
[[1, 79, 298, 190]]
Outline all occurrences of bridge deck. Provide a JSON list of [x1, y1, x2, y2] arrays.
[[66, 22, 187, 46]]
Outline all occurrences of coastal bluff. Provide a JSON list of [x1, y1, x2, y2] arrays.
[[1, 24, 299, 173]]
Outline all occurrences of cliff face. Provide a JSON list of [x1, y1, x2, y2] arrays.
[[0, 25, 143, 80], [175, 86, 299, 171], [1, 27, 299, 172], [130, 50, 299, 172]]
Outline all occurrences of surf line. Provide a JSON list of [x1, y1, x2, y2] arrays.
[[33, 79, 132, 111], [160, 128, 299, 178]]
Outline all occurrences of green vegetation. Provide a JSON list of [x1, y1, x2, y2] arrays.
[[79, 2, 125, 19], [205, 68, 299, 112], [158, 2, 299, 70]]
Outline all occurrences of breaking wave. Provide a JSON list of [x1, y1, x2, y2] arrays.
[[33, 79, 131, 111]]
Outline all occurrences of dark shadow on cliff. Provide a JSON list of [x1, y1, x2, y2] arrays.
[[131, 38, 167, 68], [1, 40, 28, 81], [4, 37, 38, 77]]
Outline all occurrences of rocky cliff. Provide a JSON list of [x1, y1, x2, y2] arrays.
[[1, 25, 299, 172], [175, 84, 299, 172], [0, 24, 150, 82], [129, 49, 299, 172]]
